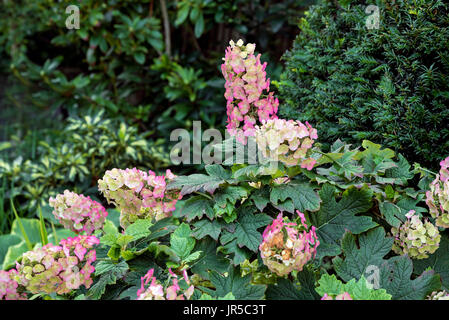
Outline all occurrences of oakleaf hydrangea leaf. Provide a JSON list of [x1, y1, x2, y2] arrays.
[[414, 235, 449, 291], [207, 266, 266, 300], [219, 209, 272, 252], [265, 268, 320, 300], [333, 227, 394, 282], [315, 274, 392, 300], [310, 184, 378, 261], [270, 182, 321, 213]]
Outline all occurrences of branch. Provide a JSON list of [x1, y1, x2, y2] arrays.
[[159, 0, 171, 57]]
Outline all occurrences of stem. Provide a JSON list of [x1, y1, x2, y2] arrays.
[[194, 191, 213, 200], [159, 0, 171, 57]]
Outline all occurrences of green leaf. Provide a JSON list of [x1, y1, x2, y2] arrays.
[[0, 234, 22, 266], [414, 235, 449, 291], [191, 238, 229, 279], [214, 186, 248, 208], [192, 219, 223, 240], [266, 268, 320, 300], [178, 196, 214, 221], [167, 174, 226, 195], [379, 256, 441, 300], [88, 260, 129, 299], [333, 227, 393, 282], [194, 13, 205, 38], [315, 274, 392, 300], [170, 223, 195, 260], [379, 201, 406, 228], [218, 238, 252, 265], [220, 210, 272, 252], [208, 266, 266, 300], [310, 184, 378, 261], [124, 219, 152, 241], [1, 235, 25, 269], [175, 3, 190, 26], [11, 218, 42, 245], [333, 228, 440, 300], [134, 52, 145, 65], [270, 182, 320, 213]]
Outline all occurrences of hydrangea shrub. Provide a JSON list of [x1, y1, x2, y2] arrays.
[[2, 39, 449, 302]]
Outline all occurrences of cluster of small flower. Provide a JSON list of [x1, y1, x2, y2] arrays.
[[427, 290, 449, 300], [98, 168, 181, 228], [426, 156, 449, 228], [221, 39, 278, 144], [259, 211, 319, 276], [391, 210, 441, 259], [0, 270, 26, 300], [14, 235, 99, 295], [321, 292, 353, 300], [137, 268, 194, 300], [255, 118, 318, 169], [49, 190, 108, 235]]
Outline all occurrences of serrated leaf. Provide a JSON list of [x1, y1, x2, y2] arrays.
[[208, 266, 266, 300], [379, 256, 441, 300], [310, 184, 378, 261], [414, 235, 449, 291], [170, 223, 195, 260], [192, 219, 223, 240], [88, 260, 129, 299], [315, 274, 392, 300], [379, 201, 406, 228], [178, 196, 214, 221], [270, 182, 321, 213], [124, 219, 152, 241], [191, 238, 229, 279], [167, 174, 226, 195], [266, 268, 320, 300], [333, 227, 393, 282], [220, 210, 272, 252]]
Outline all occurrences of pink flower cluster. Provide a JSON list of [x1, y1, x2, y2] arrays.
[[259, 211, 319, 277], [14, 235, 99, 295], [49, 190, 108, 235], [137, 268, 194, 300], [221, 39, 278, 144], [255, 118, 318, 169], [0, 270, 26, 300], [426, 156, 449, 228], [321, 292, 353, 300], [98, 168, 181, 229]]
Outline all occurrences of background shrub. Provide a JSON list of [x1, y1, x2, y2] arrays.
[[0, 0, 315, 233], [278, 0, 449, 169]]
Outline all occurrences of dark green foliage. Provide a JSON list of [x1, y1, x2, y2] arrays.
[[278, 0, 449, 169]]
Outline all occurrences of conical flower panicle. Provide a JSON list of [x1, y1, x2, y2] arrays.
[[14, 235, 99, 295], [221, 39, 278, 144], [391, 210, 441, 259], [259, 211, 319, 277], [98, 168, 181, 229], [426, 156, 449, 228], [255, 118, 318, 169], [49, 190, 108, 235], [427, 290, 449, 300]]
